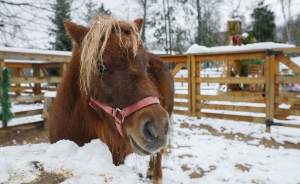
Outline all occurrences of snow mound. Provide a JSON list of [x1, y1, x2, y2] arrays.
[[186, 44, 209, 53], [186, 42, 295, 54], [0, 140, 143, 184]]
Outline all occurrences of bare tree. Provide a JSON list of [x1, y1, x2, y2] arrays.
[[136, 0, 149, 42], [194, 0, 223, 46], [0, 0, 53, 47], [279, 0, 293, 42]]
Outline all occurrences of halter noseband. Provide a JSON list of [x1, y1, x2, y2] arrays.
[[89, 96, 160, 136]]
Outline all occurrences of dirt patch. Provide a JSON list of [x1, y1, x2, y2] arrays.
[[235, 163, 252, 172], [25, 172, 67, 184], [0, 125, 49, 146], [180, 122, 300, 149], [178, 154, 193, 159], [181, 164, 216, 179], [189, 169, 204, 178], [181, 164, 191, 172]]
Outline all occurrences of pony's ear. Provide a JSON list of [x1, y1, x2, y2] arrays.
[[134, 18, 143, 32], [64, 21, 89, 44]]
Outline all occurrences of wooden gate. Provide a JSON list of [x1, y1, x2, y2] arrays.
[[160, 48, 300, 130]]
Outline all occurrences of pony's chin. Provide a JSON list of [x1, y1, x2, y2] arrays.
[[129, 136, 158, 156]]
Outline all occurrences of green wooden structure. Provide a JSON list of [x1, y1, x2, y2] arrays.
[[0, 67, 13, 127]]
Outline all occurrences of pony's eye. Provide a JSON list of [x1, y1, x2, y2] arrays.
[[97, 64, 107, 73], [122, 29, 131, 35], [112, 28, 121, 34]]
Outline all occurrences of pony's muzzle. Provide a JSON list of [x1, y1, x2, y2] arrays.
[[139, 109, 170, 153], [141, 119, 169, 151], [126, 104, 170, 155], [142, 119, 168, 142]]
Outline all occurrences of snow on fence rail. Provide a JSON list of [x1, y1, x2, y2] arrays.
[[0, 46, 300, 131]]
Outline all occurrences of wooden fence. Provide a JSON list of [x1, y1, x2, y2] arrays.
[[160, 47, 300, 130], [0, 48, 70, 128], [1, 47, 300, 130]]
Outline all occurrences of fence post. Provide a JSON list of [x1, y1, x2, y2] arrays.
[[187, 56, 192, 115], [197, 58, 202, 119], [0, 59, 3, 125], [191, 55, 197, 116], [265, 51, 276, 132]]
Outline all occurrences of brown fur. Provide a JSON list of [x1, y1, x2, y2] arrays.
[[49, 16, 174, 183]]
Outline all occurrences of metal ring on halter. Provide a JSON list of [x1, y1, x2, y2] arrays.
[[113, 108, 125, 124]]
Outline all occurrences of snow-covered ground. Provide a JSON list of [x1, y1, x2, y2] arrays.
[[0, 115, 300, 184]]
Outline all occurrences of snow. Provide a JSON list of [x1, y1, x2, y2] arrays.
[[44, 91, 57, 98], [242, 32, 249, 38], [1, 115, 300, 183], [0, 103, 44, 128], [186, 42, 295, 54], [0, 140, 141, 184], [4, 59, 59, 64], [291, 56, 300, 67], [228, 18, 241, 22]]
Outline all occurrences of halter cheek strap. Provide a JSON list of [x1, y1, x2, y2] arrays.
[[89, 96, 160, 137]]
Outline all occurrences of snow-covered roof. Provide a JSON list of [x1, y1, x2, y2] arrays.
[[227, 18, 242, 22], [0, 46, 71, 57], [186, 42, 295, 54]]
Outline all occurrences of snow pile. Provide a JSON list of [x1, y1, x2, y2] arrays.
[[0, 140, 145, 184], [186, 42, 295, 54]]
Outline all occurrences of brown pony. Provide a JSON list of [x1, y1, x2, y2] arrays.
[[49, 16, 174, 184]]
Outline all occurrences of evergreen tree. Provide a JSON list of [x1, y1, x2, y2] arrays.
[[251, 1, 276, 42], [84, 1, 111, 23], [49, 0, 72, 51], [98, 3, 111, 16]]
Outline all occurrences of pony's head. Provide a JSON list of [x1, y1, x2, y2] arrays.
[[64, 16, 170, 155]]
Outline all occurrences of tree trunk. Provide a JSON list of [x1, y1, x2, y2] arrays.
[[166, 0, 172, 54], [280, 0, 291, 42], [196, 0, 202, 44], [162, 0, 169, 53]]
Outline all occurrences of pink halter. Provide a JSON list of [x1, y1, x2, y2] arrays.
[[89, 96, 160, 136]]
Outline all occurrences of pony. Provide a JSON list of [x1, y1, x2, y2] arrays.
[[49, 16, 174, 184]]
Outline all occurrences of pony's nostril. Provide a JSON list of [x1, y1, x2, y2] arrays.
[[143, 121, 158, 141]]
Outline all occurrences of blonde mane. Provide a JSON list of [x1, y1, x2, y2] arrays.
[[80, 16, 141, 94]]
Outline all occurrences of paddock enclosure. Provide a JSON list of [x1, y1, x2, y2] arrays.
[[0, 46, 300, 131]]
